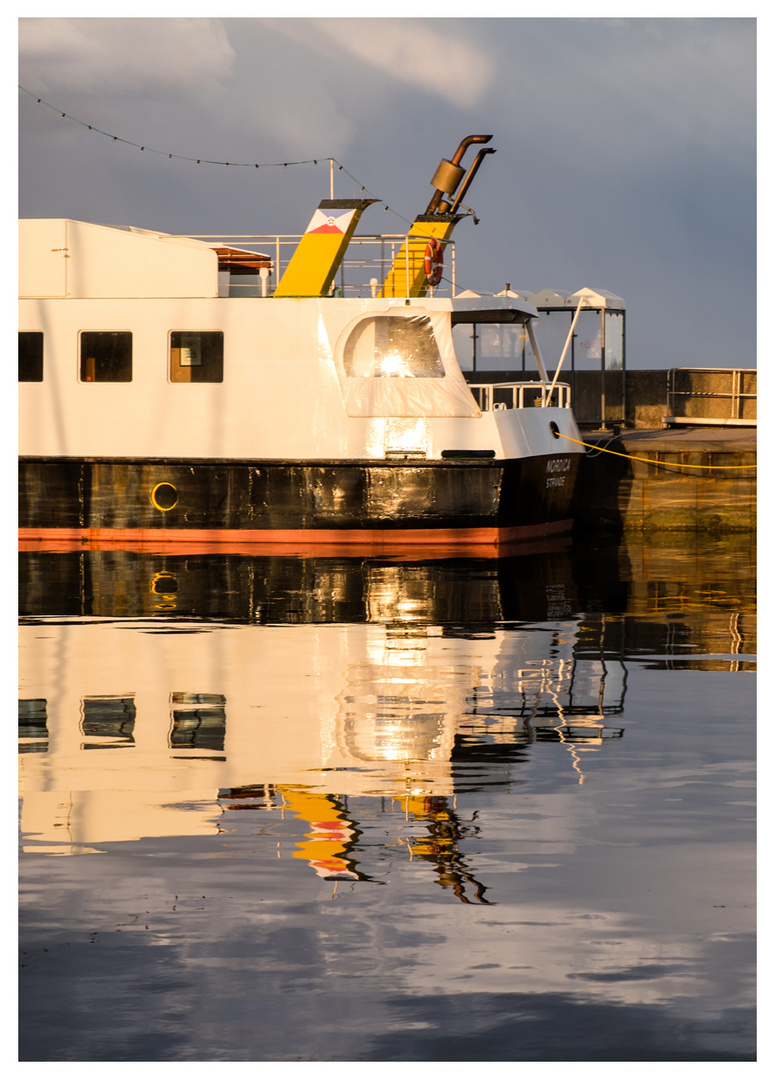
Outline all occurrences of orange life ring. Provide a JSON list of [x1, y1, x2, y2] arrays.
[[424, 239, 444, 286]]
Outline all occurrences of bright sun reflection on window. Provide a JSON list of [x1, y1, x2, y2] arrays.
[[343, 315, 445, 379], [377, 351, 410, 378]]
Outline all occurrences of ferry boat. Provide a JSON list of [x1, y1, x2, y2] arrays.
[[18, 135, 583, 553]]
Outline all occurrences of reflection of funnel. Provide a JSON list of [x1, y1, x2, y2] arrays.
[[406, 795, 491, 905], [282, 788, 364, 881]]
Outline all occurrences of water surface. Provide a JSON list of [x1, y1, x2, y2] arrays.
[[18, 534, 756, 1061]]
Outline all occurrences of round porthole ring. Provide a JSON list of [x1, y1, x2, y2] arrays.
[[151, 571, 179, 595], [151, 481, 178, 512]]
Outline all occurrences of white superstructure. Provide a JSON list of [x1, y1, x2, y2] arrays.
[[19, 218, 579, 464]]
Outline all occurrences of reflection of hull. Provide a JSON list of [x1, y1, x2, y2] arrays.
[[19, 617, 624, 851], [19, 546, 577, 624], [20, 536, 756, 661], [18, 535, 572, 560], [19, 453, 579, 552]]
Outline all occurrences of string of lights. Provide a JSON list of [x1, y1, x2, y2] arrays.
[[18, 85, 406, 220]]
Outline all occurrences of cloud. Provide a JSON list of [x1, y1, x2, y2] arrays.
[[273, 18, 495, 108], [582, 20, 755, 152], [16, 17, 755, 370], [19, 18, 236, 100]]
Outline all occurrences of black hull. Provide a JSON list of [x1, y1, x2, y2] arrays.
[[19, 455, 579, 545]]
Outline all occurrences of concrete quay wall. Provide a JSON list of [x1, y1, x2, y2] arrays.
[[570, 427, 756, 534], [464, 368, 756, 532]]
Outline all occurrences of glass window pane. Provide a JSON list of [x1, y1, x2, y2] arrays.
[[170, 331, 224, 383], [18, 698, 48, 755], [343, 316, 444, 378], [574, 311, 602, 367], [169, 692, 226, 751], [605, 311, 624, 370], [80, 331, 132, 382], [19, 332, 43, 382], [81, 696, 136, 749]]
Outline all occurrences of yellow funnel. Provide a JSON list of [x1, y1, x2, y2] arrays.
[[381, 215, 459, 299], [275, 198, 376, 297]]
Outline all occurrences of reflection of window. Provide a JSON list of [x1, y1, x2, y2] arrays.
[[19, 698, 48, 753], [80, 331, 132, 382], [219, 784, 279, 810], [343, 316, 444, 378], [169, 331, 224, 383], [170, 692, 226, 751], [19, 332, 44, 382], [80, 696, 136, 749]]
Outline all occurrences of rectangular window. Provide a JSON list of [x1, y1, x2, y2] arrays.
[[80, 696, 136, 750], [169, 331, 224, 383], [18, 698, 48, 754], [80, 331, 132, 382], [169, 692, 226, 751], [19, 332, 44, 382]]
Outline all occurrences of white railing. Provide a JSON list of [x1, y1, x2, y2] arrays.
[[344, 235, 457, 298], [186, 232, 457, 298], [468, 381, 573, 411]]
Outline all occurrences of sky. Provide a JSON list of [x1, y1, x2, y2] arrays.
[[8, 11, 771, 1048], [16, 12, 758, 370]]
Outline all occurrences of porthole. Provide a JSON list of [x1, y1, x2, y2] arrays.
[[151, 573, 178, 595], [151, 482, 178, 512]]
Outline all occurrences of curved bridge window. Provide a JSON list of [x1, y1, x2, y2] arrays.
[[343, 316, 444, 379]]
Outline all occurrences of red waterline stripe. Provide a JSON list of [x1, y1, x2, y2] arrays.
[[19, 521, 573, 557]]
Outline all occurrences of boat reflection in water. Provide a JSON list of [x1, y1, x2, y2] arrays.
[[19, 534, 754, 904], [19, 540, 632, 897], [18, 535, 756, 1060]]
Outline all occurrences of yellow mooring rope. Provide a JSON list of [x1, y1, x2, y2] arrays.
[[558, 433, 757, 472]]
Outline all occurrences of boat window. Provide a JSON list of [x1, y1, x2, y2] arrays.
[[343, 316, 444, 378], [80, 331, 132, 382], [19, 332, 43, 382], [169, 331, 224, 383], [18, 698, 48, 754], [169, 692, 226, 752], [80, 697, 136, 750]]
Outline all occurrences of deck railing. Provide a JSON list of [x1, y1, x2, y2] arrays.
[[187, 233, 457, 298], [468, 381, 572, 411]]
